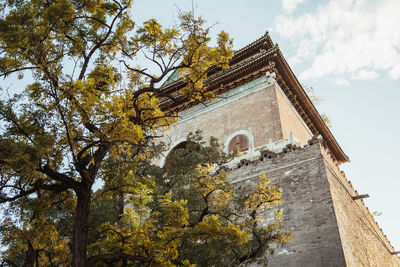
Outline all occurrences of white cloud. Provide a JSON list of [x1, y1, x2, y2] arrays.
[[273, 0, 400, 83], [351, 70, 379, 81], [334, 78, 350, 86], [389, 63, 400, 79], [282, 0, 305, 13]]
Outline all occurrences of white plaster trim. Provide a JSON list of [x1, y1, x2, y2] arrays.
[[265, 71, 277, 86], [221, 134, 301, 169], [159, 137, 187, 167], [263, 132, 300, 153], [224, 130, 255, 157]]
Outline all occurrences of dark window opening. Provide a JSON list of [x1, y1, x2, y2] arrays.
[[228, 134, 249, 154], [164, 141, 200, 170]]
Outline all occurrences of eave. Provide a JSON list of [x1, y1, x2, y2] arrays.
[[272, 47, 349, 163], [159, 34, 349, 163]]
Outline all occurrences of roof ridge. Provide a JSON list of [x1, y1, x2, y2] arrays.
[[230, 31, 273, 63], [162, 32, 273, 87], [161, 45, 278, 91]]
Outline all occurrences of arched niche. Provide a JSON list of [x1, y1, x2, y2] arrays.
[[228, 134, 249, 153], [159, 138, 200, 168], [224, 130, 254, 156]]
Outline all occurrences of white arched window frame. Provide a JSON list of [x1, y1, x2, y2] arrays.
[[224, 130, 255, 157]]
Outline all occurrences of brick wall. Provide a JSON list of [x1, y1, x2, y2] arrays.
[[322, 147, 400, 266], [275, 85, 313, 144], [159, 77, 314, 166], [162, 79, 283, 153], [229, 143, 346, 267]]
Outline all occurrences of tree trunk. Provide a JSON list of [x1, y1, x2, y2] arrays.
[[118, 190, 124, 216], [72, 185, 92, 267], [22, 242, 35, 267]]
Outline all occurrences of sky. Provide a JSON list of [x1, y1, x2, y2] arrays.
[[132, 0, 400, 250]]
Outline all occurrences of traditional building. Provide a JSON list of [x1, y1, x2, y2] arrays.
[[158, 33, 400, 266]]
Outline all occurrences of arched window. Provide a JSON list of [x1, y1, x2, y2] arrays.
[[228, 134, 249, 153], [224, 130, 254, 156], [163, 141, 200, 170], [169, 141, 190, 152]]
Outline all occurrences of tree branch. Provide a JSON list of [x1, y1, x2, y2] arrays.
[[37, 165, 79, 189], [87, 253, 149, 267], [78, 6, 127, 80], [0, 66, 39, 78]]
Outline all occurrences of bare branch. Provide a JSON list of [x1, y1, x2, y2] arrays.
[[78, 6, 127, 80], [75, 16, 111, 29], [0, 66, 39, 78]]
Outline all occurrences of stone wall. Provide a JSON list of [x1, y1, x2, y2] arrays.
[[228, 142, 346, 267], [225, 140, 400, 266], [321, 146, 400, 266]]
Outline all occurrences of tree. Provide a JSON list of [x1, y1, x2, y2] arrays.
[[1, 131, 292, 266], [0, 1, 291, 265], [70, 132, 292, 266], [155, 133, 292, 266]]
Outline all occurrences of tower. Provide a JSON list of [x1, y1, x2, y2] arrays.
[[158, 33, 400, 266]]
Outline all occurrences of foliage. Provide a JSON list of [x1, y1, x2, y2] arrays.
[[0, 0, 234, 265], [84, 132, 293, 266], [160, 133, 293, 266], [303, 85, 332, 128]]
